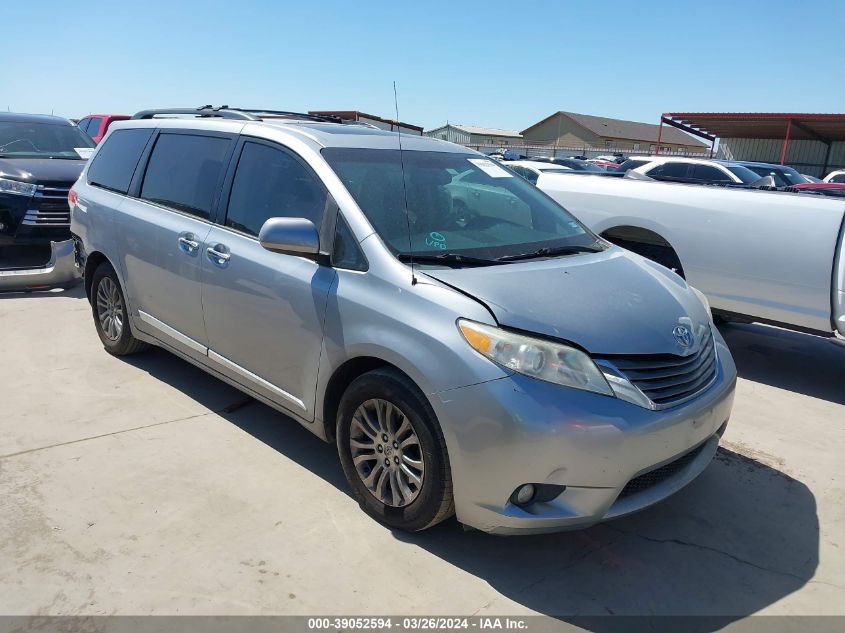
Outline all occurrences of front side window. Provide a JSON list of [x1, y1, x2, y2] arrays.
[[322, 148, 597, 261], [831, 173, 845, 184], [88, 128, 154, 193], [140, 133, 231, 219], [723, 164, 766, 184], [225, 141, 327, 236], [0, 121, 95, 159]]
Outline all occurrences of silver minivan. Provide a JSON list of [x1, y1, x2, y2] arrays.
[[70, 107, 737, 534]]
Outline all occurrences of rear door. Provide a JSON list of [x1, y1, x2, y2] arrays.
[[200, 137, 335, 418], [117, 129, 236, 361]]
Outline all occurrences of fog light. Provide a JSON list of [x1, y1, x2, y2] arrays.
[[512, 483, 536, 507]]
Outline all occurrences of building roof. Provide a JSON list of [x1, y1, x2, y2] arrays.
[[522, 111, 708, 147], [309, 110, 423, 133], [662, 112, 845, 142], [428, 123, 523, 138]]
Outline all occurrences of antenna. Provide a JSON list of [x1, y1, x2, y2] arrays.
[[394, 81, 416, 285]]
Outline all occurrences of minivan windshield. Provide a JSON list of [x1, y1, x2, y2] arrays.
[[0, 121, 95, 159], [322, 148, 601, 262]]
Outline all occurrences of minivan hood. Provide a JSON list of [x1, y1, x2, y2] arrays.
[[423, 248, 711, 355], [0, 158, 86, 184]]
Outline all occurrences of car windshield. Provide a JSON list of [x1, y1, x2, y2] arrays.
[[723, 164, 765, 184], [322, 148, 600, 261], [746, 165, 808, 187], [0, 121, 95, 159]]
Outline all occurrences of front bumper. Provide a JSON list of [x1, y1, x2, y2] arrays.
[[432, 332, 737, 535], [0, 238, 81, 292]]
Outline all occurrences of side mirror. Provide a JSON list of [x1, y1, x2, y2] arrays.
[[258, 217, 320, 258]]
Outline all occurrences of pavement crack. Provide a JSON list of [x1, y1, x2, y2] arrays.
[[0, 406, 232, 461], [604, 524, 812, 583]]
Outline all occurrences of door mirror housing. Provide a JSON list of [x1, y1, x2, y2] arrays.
[[258, 217, 320, 258]]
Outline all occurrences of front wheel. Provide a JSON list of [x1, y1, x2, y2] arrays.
[[336, 368, 454, 531]]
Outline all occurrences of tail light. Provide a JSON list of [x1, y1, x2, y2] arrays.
[[68, 189, 78, 206]]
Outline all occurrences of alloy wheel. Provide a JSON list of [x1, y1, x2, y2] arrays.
[[96, 277, 124, 341], [349, 398, 425, 508]]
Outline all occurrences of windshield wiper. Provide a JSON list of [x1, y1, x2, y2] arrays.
[[397, 252, 501, 267], [496, 242, 603, 262]]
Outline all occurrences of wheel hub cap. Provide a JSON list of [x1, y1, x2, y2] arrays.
[[350, 398, 425, 508], [96, 277, 124, 341]]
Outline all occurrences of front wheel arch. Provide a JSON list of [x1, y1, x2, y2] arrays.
[[601, 225, 686, 278]]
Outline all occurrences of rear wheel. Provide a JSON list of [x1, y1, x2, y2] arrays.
[[90, 262, 149, 356], [337, 368, 454, 531]]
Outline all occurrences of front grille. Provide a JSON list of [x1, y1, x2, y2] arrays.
[[21, 185, 71, 226], [618, 442, 707, 499], [598, 332, 717, 408]]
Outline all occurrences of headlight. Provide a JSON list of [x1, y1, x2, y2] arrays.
[[0, 177, 37, 197], [458, 319, 613, 396]]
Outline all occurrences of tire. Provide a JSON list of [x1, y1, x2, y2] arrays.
[[90, 262, 149, 356], [336, 368, 454, 531]]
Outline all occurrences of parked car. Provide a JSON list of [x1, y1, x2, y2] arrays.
[[71, 106, 736, 535], [614, 156, 658, 173], [504, 160, 572, 185], [586, 159, 621, 170], [789, 182, 845, 198], [631, 157, 762, 185], [77, 114, 131, 144], [735, 161, 812, 187], [0, 112, 93, 291], [535, 174, 845, 339], [823, 169, 845, 184], [528, 157, 606, 172]]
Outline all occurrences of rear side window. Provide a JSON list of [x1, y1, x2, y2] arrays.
[[225, 141, 327, 236], [140, 133, 231, 219], [87, 128, 154, 193], [77, 118, 91, 134], [86, 118, 102, 138]]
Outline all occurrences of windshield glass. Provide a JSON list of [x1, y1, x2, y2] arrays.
[[322, 148, 599, 261], [723, 164, 765, 184], [746, 165, 808, 187], [0, 121, 95, 159]]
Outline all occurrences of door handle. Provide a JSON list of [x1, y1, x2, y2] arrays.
[[206, 244, 231, 266], [178, 234, 199, 252]]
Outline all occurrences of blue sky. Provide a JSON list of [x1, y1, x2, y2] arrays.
[[5, 0, 844, 131]]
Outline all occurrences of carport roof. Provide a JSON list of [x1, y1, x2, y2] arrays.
[[662, 112, 845, 143]]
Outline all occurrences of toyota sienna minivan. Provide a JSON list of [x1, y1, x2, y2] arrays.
[[70, 107, 736, 534]]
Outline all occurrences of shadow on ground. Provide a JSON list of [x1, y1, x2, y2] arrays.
[[0, 282, 86, 301], [122, 347, 819, 630], [718, 321, 845, 405]]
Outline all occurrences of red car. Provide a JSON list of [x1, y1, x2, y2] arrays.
[[788, 182, 845, 197], [76, 114, 130, 144]]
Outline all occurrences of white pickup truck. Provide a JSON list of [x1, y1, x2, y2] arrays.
[[536, 174, 845, 339]]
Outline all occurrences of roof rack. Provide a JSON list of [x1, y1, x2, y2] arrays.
[[131, 105, 344, 124]]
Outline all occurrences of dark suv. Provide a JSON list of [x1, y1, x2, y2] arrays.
[[0, 112, 94, 290]]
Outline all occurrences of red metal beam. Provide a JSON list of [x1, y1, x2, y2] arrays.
[[780, 119, 793, 165]]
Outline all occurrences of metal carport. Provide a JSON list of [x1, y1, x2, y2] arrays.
[[656, 113, 845, 177]]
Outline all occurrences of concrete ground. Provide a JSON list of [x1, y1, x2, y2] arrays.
[[1, 285, 843, 623]]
